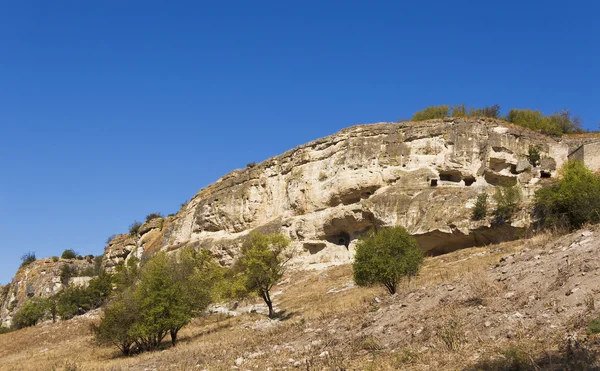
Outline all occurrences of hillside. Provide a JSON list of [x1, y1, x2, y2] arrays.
[[1, 225, 600, 370], [3, 117, 600, 328]]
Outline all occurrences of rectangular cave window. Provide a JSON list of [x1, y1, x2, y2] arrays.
[[430, 179, 438, 187], [439, 172, 462, 183], [540, 171, 551, 178]]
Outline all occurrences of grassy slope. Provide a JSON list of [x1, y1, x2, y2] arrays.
[[2, 229, 600, 370]]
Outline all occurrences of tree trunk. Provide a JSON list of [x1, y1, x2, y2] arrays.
[[170, 328, 179, 346], [261, 290, 275, 318]]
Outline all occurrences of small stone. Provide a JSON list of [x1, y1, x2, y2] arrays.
[[235, 357, 244, 367], [374, 296, 381, 303], [484, 321, 492, 327], [319, 351, 329, 358], [504, 292, 515, 299], [447, 285, 455, 291]]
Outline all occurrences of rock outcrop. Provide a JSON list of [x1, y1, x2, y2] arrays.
[[101, 118, 576, 271], [0, 258, 96, 327]]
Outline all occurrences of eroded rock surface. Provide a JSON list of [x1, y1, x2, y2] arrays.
[[99, 118, 574, 270]]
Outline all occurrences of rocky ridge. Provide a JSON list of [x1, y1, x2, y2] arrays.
[[103, 117, 570, 271]]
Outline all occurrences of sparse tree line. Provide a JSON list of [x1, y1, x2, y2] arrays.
[[409, 104, 584, 136]]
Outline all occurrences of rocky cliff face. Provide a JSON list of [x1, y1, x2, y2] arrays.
[[0, 258, 96, 327], [102, 118, 573, 271]]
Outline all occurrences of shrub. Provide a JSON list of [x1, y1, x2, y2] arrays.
[[234, 233, 292, 318], [589, 317, 600, 334], [411, 105, 450, 121], [61, 249, 77, 260], [353, 226, 424, 295], [528, 145, 541, 166], [20, 252, 36, 268], [91, 290, 139, 356], [57, 273, 112, 320], [105, 234, 117, 244], [129, 221, 142, 236], [60, 264, 78, 283], [470, 104, 501, 118], [246, 162, 257, 168], [534, 161, 600, 231], [12, 297, 49, 329], [0, 326, 11, 334], [145, 213, 163, 223], [52, 256, 59, 262], [472, 193, 488, 221], [508, 108, 582, 136], [507, 108, 544, 131], [493, 185, 522, 223]]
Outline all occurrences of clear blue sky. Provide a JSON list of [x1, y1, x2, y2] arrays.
[[0, 1, 598, 284]]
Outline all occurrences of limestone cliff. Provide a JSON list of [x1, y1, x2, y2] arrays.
[[0, 258, 96, 327], [102, 118, 577, 271]]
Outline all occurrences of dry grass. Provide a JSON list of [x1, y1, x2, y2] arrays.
[[1, 231, 599, 370]]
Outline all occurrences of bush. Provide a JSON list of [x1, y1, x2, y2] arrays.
[[589, 317, 600, 334], [20, 252, 36, 268], [353, 226, 424, 295], [493, 185, 522, 223], [60, 264, 78, 283], [129, 221, 142, 236], [470, 104, 501, 118], [61, 249, 77, 260], [507, 108, 582, 136], [52, 256, 59, 262], [234, 233, 292, 318], [0, 326, 11, 334], [472, 193, 488, 221], [91, 290, 139, 356], [411, 105, 450, 121], [528, 145, 541, 166], [246, 162, 257, 168], [12, 297, 48, 329], [534, 161, 600, 231], [145, 213, 163, 223], [57, 273, 113, 320]]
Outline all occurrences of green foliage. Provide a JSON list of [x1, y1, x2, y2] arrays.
[[129, 221, 142, 236], [235, 233, 292, 318], [57, 273, 112, 319], [0, 326, 11, 334], [91, 290, 139, 356], [145, 213, 163, 223], [588, 317, 600, 335], [507, 108, 582, 136], [534, 161, 600, 231], [353, 226, 424, 295], [528, 145, 541, 166], [113, 256, 140, 292], [472, 193, 488, 221], [493, 185, 522, 223], [98, 249, 220, 352], [12, 297, 49, 329], [60, 264, 78, 283], [20, 252, 36, 268], [411, 105, 450, 121], [52, 256, 59, 262], [61, 249, 77, 260], [246, 162, 257, 168]]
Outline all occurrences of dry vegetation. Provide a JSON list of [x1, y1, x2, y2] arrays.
[[2, 230, 600, 370]]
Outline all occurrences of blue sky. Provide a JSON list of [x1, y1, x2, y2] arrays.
[[0, 1, 598, 284]]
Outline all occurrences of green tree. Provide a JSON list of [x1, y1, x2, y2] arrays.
[[235, 233, 292, 318], [113, 256, 140, 292], [130, 249, 218, 349], [353, 226, 424, 295], [61, 249, 77, 260], [91, 290, 139, 356], [472, 193, 488, 221], [534, 161, 600, 231], [12, 297, 49, 329], [493, 185, 522, 223], [411, 105, 450, 121], [129, 221, 142, 236], [145, 213, 163, 222]]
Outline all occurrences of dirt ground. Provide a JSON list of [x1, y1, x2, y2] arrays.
[[2, 227, 600, 370]]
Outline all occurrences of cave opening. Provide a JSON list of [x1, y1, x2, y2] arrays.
[[540, 171, 551, 178], [463, 177, 476, 186], [439, 171, 462, 183], [430, 179, 438, 187]]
